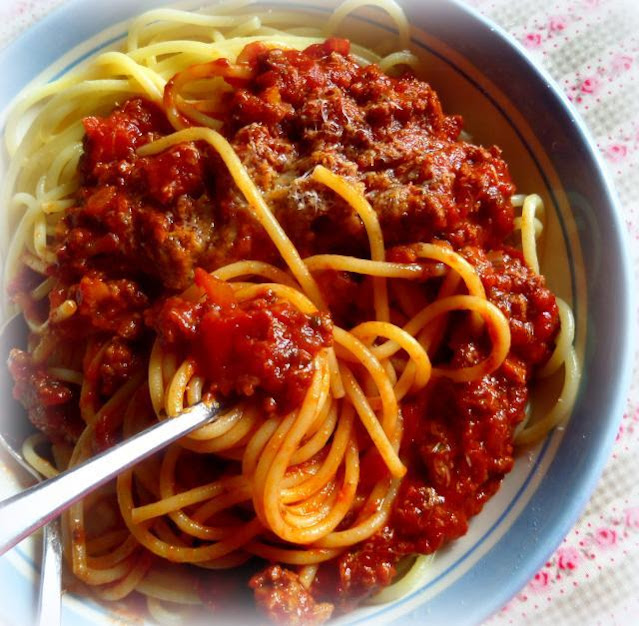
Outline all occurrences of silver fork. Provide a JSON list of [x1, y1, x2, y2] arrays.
[[1, 315, 62, 626], [0, 434, 62, 626]]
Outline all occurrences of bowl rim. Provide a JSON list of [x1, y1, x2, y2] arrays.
[[0, 1, 635, 625]]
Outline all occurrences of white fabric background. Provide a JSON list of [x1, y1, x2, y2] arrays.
[[1, 0, 638, 624]]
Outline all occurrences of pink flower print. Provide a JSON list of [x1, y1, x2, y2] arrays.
[[583, 0, 602, 7], [556, 546, 580, 571], [529, 570, 550, 591], [604, 143, 628, 163], [549, 16, 568, 32], [580, 77, 601, 95], [594, 527, 617, 548], [624, 507, 639, 529], [523, 32, 543, 48], [611, 54, 633, 74]]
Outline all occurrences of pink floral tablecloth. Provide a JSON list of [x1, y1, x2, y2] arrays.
[[467, 1, 639, 624], [1, 0, 638, 624]]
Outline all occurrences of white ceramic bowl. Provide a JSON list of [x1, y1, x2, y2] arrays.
[[0, 1, 633, 625]]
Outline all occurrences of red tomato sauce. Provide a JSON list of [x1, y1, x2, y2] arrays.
[[147, 269, 333, 413]]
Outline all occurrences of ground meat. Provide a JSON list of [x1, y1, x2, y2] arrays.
[[7, 349, 83, 444], [397, 372, 525, 531], [463, 246, 559, 367], [52, 271, 149, 340], [220, 39, 514, 258], [58, 178, 216, 291], [321, 369, 524, 606], [146, 269, 333, 413], [251, 565, 333, 625], [59, 99, 216, 290], [335, 526, 406, 602], [56, 39, 514, 293], [97, 338, 141, 397], [80, 98, 173, 184]]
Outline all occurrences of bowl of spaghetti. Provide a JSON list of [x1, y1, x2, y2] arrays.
[[0, 0, 633, 625]]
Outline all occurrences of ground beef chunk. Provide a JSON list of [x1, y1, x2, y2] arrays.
[[251, 565, 333, 625], [7, 349, 83, 444], [49, 272, 149, 340], [335, 526, 406, 603], [97, 338, 141, 397], [464, 246, 559, 368]]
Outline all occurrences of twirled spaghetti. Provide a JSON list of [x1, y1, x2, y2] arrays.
[[3, 0, 579, 623]]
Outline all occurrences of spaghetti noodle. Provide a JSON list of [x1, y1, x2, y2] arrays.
[[3, 0, 579, 623]]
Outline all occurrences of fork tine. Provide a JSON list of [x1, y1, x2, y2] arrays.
[[37, 521, 62, 626]]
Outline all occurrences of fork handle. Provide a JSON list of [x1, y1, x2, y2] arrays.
[[37, 520, 62, 626], [0, 401, 219, 555]]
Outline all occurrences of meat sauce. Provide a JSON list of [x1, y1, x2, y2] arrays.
[[8, 349, 83, 444], [7, 38, 560, 624], [147, 268, 332, 413]]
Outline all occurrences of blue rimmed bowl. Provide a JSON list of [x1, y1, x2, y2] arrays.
[[0, 1, 633, 624]]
